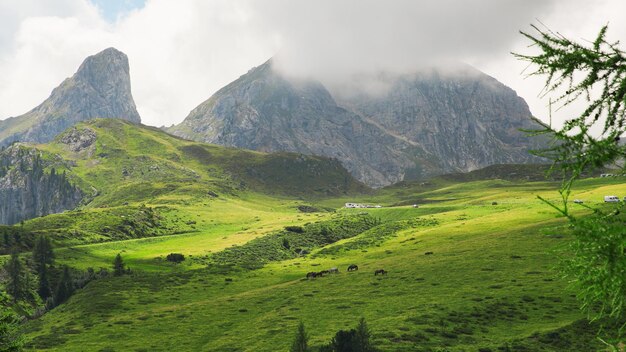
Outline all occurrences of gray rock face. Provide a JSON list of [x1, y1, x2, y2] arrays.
[[335, 66, 547, 177], [0, 145, 83, 225], [169, 61, 428, 187], [0, 47, 141, 147], [60, 126, 97, 153], [169, 61, 547, 187]]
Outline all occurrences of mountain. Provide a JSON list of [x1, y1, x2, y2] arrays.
[[169, 61, 547, 187], [0, 118, 367, 225], [335, 66, 547, 173], [168, 60, 430, 187], [0, 144, 83, 225], [0, 48, 141, 147]]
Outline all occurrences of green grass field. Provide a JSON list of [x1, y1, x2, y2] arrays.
[[3, 120, 625, 351], [18, 176, 626, 351]]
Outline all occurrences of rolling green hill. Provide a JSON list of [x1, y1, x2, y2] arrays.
[[0, 118, 368, 253], [1, 120, 625, 351]]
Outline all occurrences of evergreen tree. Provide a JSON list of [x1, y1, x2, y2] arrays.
[[320, 319, 378, 352], [290, 321, 309, 352], [353, 318, 372, 352], [0, 309, 23, 352], [32, 235, 54, 299], [112, 253, 125, 276], [4, 251, 27, 302], [53, 266, 74, 306], [515, 24, 626, 323], [37, 269, 51, 301]]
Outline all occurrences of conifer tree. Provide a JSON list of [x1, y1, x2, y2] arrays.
[[353, 318, 373, 352], [112, 253, 125, 276], [515, 23, 626, 341], [290, 321, 309, 352], [4, 251, 28, 302], [53, 266, 74, 306], [32, 235, 54, 299]]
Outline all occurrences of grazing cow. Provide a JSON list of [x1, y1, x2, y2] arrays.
[[347, 264, 359, 272], [316, 271, 325, 277], [306, 272, 317, 279], [329, 267, 339, 274], [320, 270, 330, 275], [374, 269, 387, 276]]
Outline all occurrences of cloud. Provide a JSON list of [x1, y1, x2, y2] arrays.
[[0, 0, 625, 127], [261, 0, 556, 81]]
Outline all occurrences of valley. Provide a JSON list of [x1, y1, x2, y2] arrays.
[[2, 121, 622, 350]]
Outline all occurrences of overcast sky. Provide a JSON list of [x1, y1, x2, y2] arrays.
[[1, 0, 625, 127]]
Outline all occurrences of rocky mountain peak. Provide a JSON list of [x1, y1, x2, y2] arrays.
[[73, 47, 131, 95], [0, 47, 140, 147], [169, 61, 547, 187]]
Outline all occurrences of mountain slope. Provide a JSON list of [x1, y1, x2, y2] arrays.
[[169, 61, 546, 187], [0, 48, 141, 147], [0, 144, 83, 225], [335, 66, 547, 173], [0, 118, 368, 226], [169, 60, 434, 187]]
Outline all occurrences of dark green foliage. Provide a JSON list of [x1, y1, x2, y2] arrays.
[[354, 318, 373, 352], [210, 215, 380, 270], [53, 266, 74, 306], [290, 321, 309, 352], [285, 226, 304, 233], [282, 237, 291, 249], [320, 318, 378, 352], [112, 254, 125, 276], [165, 253, 185, 263], [32, 235, 54, 300], [3, 251, 29, 302], [0, 309, 23, 352]]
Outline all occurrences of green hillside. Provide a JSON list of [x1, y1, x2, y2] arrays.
[[0, 119, 368, 253], [1, 120, 624, 351]]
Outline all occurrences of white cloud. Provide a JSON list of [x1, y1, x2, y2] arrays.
[[0, 0, 625, 127]]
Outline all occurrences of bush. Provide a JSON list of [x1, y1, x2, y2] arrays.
[[166, 253, 185, 263], [285, 226, 304, 233]]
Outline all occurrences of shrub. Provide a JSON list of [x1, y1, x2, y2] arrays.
[[166, 253, 185, 263], [285, 226, 304, 233]]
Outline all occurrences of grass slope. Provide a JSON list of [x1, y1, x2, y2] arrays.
[[17, 173, 626, 351], [1, 119, 367, 254]]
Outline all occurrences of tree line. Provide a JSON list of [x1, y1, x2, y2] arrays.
[[290, 318, 380, 352], [1, 236, 130, 351]]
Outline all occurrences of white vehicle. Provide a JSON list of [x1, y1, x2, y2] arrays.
[[573, 199, 584, 204], [604, 195, 620, 203]]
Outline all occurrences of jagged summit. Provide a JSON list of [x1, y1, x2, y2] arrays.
[[0, 47, 141, 146], [169, 60, 547, 187]]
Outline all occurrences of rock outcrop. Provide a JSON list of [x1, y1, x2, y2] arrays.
[[0, 145, 83, 225], [169, 61, 546, 187], [0, 47, 141, 147], [169, 61, 431, 187]]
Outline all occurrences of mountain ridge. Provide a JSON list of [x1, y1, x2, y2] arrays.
[[0, 118, 369, 225], [169, 60, 547, 187], [0, 47, 141, 147]]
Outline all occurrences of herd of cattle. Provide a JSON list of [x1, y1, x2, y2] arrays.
[[306, 264, 387, 279]]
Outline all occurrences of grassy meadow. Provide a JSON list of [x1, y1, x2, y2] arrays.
[[2, 120, 625, 351], [20, 176, 626, 351]]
